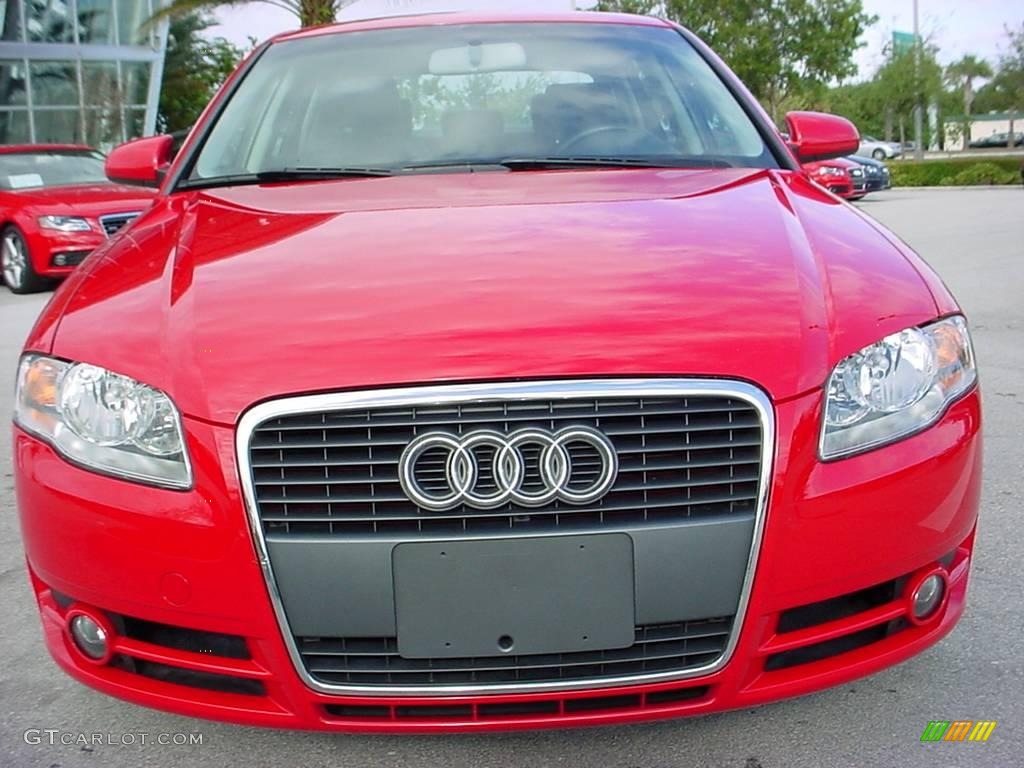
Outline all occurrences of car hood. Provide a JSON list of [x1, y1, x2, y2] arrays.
[[16, 182, 156, 214], [46, 168, 941, 424]]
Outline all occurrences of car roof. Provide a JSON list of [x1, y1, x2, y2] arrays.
[[273, 11, 671, 43], [0, 144, 98, 155]]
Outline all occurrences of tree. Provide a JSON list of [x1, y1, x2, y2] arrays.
[[818, 79, 886, 137], [158, 14, 242, 133], [945, 55, 993, 151], [596, 0, 659, 13], [874, 43, 943, 147], [973, 24, 1024, 146], [597, 0, 875, 122], [946, 55, 993, 118], [152, 1, 356, 28]]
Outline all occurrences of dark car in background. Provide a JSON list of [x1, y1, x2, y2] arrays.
[[968, 132, 1024, 149], [0, 145, 156, 294], [847, 154, 891, 192]]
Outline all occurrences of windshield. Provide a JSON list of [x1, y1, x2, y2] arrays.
[[0, 150, 107, 190], [190, 22, 774, 182]]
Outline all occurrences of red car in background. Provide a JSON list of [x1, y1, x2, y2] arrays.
[[803, 156, 867, 200], [0, 145, 156, 293]]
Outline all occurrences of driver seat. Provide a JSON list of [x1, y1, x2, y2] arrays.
[[531, 83, 629, 151]]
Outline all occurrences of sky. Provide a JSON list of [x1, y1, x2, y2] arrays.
[[208, 0, 1022, 81]]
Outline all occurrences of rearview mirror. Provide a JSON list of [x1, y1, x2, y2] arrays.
[[428, 42, 527, 75], [784, 111, 860, 163], [105, 135, 175, 188]]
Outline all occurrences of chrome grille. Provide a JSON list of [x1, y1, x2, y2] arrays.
[[298, 618, 732, 687], [248, 394, 763, 537], [99, 211, 141, 238]]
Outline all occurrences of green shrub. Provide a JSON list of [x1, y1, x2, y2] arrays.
[[889, 157, 1022, 187], [948, 163, 1018, 186]]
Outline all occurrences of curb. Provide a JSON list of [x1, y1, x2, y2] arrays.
[[890, 185, 1021, 191]]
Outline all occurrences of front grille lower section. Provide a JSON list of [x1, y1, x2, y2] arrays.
[[99, 211, 141, 237], [298, 618, 732, 687], [249, 394, 763, 538]]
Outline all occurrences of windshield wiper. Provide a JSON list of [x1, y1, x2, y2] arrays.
[[179, 167, 394, 190], [401, 162, 511, 173], [496, 156, 732, 171]]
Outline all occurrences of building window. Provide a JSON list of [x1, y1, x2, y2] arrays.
[[33, 106, 80, 141], [25, 0, 75, 44], [77, 0, 114, 45], [126, 105, 144, 138], [29, 59, 78, 106], [0, 2, 164, 146], [122, 60, 150, 106], [83, 105, 122, 145], [0, 59, 27, 106], [1, 1, 26, 42], [115, 0, 152, 46], [0, 109, 30, 142], [81, 60, 124, 144]]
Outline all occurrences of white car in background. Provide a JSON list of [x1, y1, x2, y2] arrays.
[[856, 135, 903, 160]]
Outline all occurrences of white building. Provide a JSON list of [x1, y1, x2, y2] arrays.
[[943, 112, 1024, 151], [0, 1, 170, 147]]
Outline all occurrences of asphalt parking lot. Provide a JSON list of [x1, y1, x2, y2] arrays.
[[1, 188, 1022, 768]]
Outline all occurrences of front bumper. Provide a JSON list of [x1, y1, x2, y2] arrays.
[[24, 228, 106, 278], [14, 385, 982, 732]]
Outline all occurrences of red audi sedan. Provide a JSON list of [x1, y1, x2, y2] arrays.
[[13, 13, 980, 732], [0, 145, 156, 293], [803, 156, 867, 200]]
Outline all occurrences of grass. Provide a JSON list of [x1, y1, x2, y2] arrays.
[[888, 157, 1023, 187]]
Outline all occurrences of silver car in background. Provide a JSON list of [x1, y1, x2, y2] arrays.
[[855, 135, 903, 160]]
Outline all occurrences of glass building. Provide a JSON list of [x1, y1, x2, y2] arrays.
[[0, 1, 168, 149]]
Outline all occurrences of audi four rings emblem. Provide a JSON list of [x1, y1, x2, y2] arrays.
[[398, 427, 619, 511]]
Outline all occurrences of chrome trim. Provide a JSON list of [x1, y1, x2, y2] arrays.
[[98, 211, 142, 238], [398, 426, 618, 511], [235, 378, 776, 697]]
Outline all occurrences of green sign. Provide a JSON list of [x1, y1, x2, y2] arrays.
[[893, 31, 917, 55]]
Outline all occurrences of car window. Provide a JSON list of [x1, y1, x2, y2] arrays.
[[0, 151, 107, 190], [191, 22, 774, 180]]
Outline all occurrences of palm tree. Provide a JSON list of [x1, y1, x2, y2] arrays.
[[151, 1, 357, 28], [945, 54, 993, 148]]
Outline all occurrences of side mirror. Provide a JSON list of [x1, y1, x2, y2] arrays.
[[784, 111, 860, 163], [105, 135, 175, 188]]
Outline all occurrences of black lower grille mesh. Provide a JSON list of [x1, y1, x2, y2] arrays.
[[249, 394, 763, 538], [298, 618, 732, 687]]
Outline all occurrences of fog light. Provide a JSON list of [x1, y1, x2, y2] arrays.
[[911, 574, 946, 622], [69, 614, 110, 661]]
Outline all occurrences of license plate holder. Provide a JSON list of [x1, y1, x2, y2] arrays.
[[393, 534, 635, 659]]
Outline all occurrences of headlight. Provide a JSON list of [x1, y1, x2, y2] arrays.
[[14, 356, 191, 489], [38, 215, 93, 233], [814, 166, 845, 177], [820, 316, 976, 460]]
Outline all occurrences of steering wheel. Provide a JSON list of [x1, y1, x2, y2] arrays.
[[560, 124, 660, 154]]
